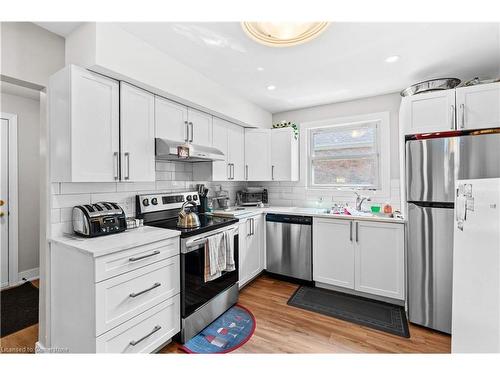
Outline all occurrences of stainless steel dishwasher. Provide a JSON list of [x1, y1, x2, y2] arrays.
[[266, 214, 312, 281]]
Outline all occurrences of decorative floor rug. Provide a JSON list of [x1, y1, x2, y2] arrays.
[[1, 282, 39, 337], [181, 304, 256, 353]]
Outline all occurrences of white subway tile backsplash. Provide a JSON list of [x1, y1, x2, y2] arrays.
[[60, 182, 117, 194], [51, 222, 73, 238], [155, 171, 172, 181], [173, 172, 192, 181], [52, 193, 90, 209], [90, 192, 133, 204], [51, 183, 61, 195], [51, 209, 60, 224], [60, 207, 73, 222], [116, 181, 157, 192]]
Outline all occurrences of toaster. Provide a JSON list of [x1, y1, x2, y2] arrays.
[[72, 202, 126, 237]]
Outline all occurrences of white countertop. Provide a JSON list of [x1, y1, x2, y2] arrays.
[[212, 206, 406, 224], [50, 226, 181, 258]]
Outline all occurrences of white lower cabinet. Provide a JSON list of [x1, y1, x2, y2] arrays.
[[238, 214, 265, 287], [50, 232, 181, 353], [313, 218, 405, 301]]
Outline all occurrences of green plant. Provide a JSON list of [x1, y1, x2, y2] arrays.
[[272, 121, 299, 140]]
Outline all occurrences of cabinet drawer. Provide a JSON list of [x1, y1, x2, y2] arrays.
[[95, 237, 179, 282], [96, 295, 180, 353], [95, 256, 180, 335]]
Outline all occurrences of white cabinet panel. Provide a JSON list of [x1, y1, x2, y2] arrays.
[[120, 83, 155, 182], [50, 65, 120, 182], [228, 124, 245, 181], [354, 221, 405, 300], [154, 96, 188, 143], [238, 214, 264, 287], [313, 218, 355, 289], [211, 117, 230, 181], [187, 108, 212, 147], [402, 90, 456, 135], [245, 129, 271, 181], [271, 127, 299, 181], [456, 82, 500, 130]]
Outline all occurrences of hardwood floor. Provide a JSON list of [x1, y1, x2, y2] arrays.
[[0, 276, 450, 354], [160, 275, 450, 354]]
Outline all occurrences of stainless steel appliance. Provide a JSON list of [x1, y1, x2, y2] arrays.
[[266, 214, 312, 282], [406, 129, 500, 334], [155, 138, 225, 162], [236, 188, 268, 206], [72, 202, 126, 237], [136, 191, 239, 343]]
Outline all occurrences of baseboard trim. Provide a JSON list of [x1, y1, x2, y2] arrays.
[[18, 267, 39, 282]]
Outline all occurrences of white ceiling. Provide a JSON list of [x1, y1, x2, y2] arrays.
[[37, 22, 500, 113]]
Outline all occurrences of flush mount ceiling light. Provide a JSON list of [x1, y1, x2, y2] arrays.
[[385, 55, 400, 63], [242, 22, 329, 47], [267, 85, 276, 91]]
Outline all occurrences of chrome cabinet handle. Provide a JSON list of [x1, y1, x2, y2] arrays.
[[129, 325, 161, 346], [227, 163, 231, 180], [460, 103, 465, 129], [188, 121, 194, 142], [355, 222, 359, 243], [113, 152, 119, 180], [272, 165, 275, 180], [184, 120, 189, 142], [124, 152, 130, 180], [231, 164, 235, 180], [349, 221, 353, 242], [129, 250, 160, 262], [245, 165, 249, 180], [129, 282, 161, 298], [450, 105, 455, 130], [251, 218, 255, 235]]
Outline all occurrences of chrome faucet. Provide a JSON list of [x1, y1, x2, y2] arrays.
[[354, 192, 371, 211]]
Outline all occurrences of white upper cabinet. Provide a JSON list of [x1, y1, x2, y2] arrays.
[[244, 129, 271, 181], [120, 83, 155, 182], [354, 221, 405, 300], [49, 65, 120, 182], [187, 108, 212, 147], [455, 82, 500, 130], [271, 127, 299, 181], [155, 96, 188, 143], [227, 124, 245, 181], [401, 89, 456, 135], [211, 117, 245, 181]]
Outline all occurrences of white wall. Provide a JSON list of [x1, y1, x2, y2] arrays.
[[251, 93, 403, 210], [65, 23, 272, 129], [0, 22, 65, 88], [1, 89, 41, 274]]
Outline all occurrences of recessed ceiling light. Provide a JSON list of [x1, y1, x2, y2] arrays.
[[242, 22, 329, 47], [267, 85, 276, 91], [257, 67, 264, 71], [385, 55, 400, 63]]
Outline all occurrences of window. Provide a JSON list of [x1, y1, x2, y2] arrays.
[[309, 121, 381, 189]]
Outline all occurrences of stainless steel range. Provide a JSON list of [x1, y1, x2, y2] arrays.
[[136, 191, 240, 343]]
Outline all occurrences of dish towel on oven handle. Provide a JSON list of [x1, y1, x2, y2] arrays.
[[224, 228, 236, 272], [204, 229, 236, 282]]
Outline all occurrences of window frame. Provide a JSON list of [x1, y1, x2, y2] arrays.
[[308, 120, 381, 189]]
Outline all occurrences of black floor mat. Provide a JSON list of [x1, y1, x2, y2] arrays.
[[288, 286, 410, 338], [1, 282, 39, 337]]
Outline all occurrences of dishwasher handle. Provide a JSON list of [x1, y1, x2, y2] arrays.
[[265, 214, 312, 225]]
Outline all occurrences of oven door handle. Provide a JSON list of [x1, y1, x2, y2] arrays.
[[183, 225, 238, 251]]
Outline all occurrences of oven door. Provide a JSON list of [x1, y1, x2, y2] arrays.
[[181, 231, 239, 318]]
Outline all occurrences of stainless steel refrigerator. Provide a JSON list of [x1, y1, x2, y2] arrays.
[[406, 130, 500, 334]]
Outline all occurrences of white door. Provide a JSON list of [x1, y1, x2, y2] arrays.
[[456, 82, 500, 130], [120, 83, 155, 182], [0, 119, 9, 287], [187, 108, 212, 147], [402, 89, 456, 135], [155, 96, 188, 143], [312, 218, 355, 289], [354, 221, 405, 300], [244, 129, 271, 181], [211, 118, 229, 181], [71, 67, 120, 182], [227, 124, 245, 181]]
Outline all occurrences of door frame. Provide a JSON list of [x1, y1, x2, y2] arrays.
[[1, 112, 19, 287]]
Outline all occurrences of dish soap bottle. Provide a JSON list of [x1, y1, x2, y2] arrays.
[[383, 202, 393, 214]]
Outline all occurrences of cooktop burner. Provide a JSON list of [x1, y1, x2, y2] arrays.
[[147, 213, 238, 238]]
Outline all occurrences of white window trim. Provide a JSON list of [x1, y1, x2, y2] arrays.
[[299, 112, 391, 200]]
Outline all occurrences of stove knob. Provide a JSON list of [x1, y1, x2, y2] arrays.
[[193, 195, 198, 201], [142, 198, 150, 206], [186, 195, 192, 201], [151, 198, 158, 205]]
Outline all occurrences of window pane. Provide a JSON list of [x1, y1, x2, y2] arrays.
[[312, 125, 376, 151], [312, 157, 378, 186]]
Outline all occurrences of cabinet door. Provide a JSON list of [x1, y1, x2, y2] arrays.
[[312, 218, 355, 289], [238, 220, 249, 287], [71, 67, 120, 182], [244, 129, 271, 181], [271, 128, 298, 181], [120, 83, 155, 181], [246, 215, 264, 280], [354, 221, 405, 300], [402, 90, 456, 135], [212, 118, 229, 181], [456, 82, 500, 130], [227, 123, 245, 181], [155, 96, 188, 143], [187, 108, 212, 147]]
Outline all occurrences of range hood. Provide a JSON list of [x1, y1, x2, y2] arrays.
[[155, 138, 225, 162]]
